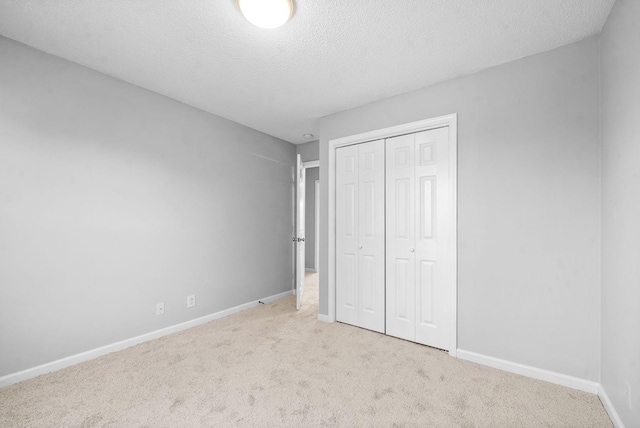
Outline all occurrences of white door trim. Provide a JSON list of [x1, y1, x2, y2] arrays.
[[304, 160, 320, 169], [315, 179, 320, 272], [327, 113, 458, 356], [302, 163, 320, 273], [296, 154, 305, 310]]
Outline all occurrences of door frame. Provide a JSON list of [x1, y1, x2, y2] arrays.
[[295, 160, 319, 279], [302, 161, 320, 274], [295, 154, 305, 310], [315, 179, 320, 272], [327, 113, 458, 356]]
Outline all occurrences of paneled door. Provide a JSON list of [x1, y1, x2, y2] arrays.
[[386, 127, 453, 350], [336, 139, 385, 332], [295, 154, 305, 311]]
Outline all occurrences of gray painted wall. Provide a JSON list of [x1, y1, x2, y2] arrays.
[[0, 37, 295, 377], [304, 167, 319, 270], [296, 140, 319, 163], [319, 38, 601, 381], [601, 1, 640, 425]]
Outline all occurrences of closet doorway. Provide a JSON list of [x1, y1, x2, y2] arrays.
[[328, 114, 458, 356]]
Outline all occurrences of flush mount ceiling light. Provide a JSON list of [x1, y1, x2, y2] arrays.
[[238, 0, 293, 29]]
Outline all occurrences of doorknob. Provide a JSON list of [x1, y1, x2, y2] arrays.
[[298, 238, 305, 242], [359, 245, 363, 249], [410, 248, 415, 253]]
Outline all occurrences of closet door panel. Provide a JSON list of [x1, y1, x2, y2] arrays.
[[386, 134, 416, 341], [336, 140, 385, 332], [358, 139, 385, 333], [336, 145, 359, 326], [415, 127, 452, 350], [418, 260, 435, 325]]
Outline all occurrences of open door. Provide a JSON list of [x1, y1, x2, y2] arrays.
[[295, 154, 305, 310]]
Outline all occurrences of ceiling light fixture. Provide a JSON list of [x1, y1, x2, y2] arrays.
[[303, 133, 314, 140], [238, 0, 293, 29]]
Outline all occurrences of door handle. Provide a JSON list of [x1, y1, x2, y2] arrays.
[[410, 248, 415, 253], [298, 238, 305, 242]]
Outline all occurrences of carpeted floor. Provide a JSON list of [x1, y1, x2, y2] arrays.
[[0, 272, 612, 427]]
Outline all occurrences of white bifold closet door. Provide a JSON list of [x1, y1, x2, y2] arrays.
[[336, 139, 385, 333], [386, 127, 453, 351]]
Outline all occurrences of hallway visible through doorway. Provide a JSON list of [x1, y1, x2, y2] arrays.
[[302, 271, 319, 312]]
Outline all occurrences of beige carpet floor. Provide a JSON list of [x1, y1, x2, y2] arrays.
[[1, 273, 612, 427]]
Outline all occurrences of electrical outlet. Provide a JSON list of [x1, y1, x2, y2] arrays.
[[187, 295, 196, 308], [156, 302, 164, 315]]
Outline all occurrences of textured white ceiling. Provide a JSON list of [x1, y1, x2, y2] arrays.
[[0, 0, 615, 144]]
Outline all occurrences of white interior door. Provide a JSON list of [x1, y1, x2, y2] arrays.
[[315, 179, 320, 272], [386, 127, 453, 350], [336, 145, 359, 325], [296, 154, 305, 311], [414, 127, 451, 349], [385, 135, 416, 341], [336, 140, 385, 332], [357, 140, 385, 332]]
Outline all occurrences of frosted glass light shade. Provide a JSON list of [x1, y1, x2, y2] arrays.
[[238, 0, 293, 29]]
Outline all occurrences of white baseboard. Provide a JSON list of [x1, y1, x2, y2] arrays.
[[599, 384, 626, 428], [258, 290, 292, 304], [456, 349, 600, 394], [317, 313, 332, 323], [0, 289, 293, 388]]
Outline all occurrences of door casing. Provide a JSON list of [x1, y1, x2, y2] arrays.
[[294, 160, 320, 308]]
